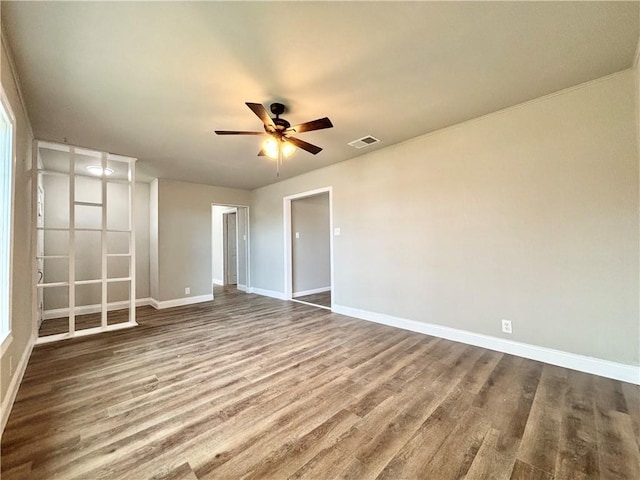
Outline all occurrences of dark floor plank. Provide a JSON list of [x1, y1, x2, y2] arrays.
[[510, 459, 554, 480], [554, 371, 601, 480]]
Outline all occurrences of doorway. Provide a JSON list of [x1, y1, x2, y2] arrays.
[[212, 204, 249, 296], [283, 187, 333, 310], [224, 212, 237, 285]]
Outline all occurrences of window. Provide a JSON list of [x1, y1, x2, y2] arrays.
[[0, 86, 16, 348]]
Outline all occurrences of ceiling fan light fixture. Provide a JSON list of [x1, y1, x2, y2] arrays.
[[263, 137, 296, 159], [86, 165, 114, 176], [282, 141, 296, 157], [263, 137, 279, 159]]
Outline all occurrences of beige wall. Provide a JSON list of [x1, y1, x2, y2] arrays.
[[153, 179, 250, 302], [292, 193, 331, 294], [0, 35, 35, 407], [251, 70, 639, 366], [135, 182, 150, 299]]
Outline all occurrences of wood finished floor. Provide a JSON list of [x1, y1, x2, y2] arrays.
[[39, 311, 129, 337], [2, 287, 639, 480], [294, 291, 331, 308]]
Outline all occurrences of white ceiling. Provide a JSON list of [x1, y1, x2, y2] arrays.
[[2, 1, 638, 189]]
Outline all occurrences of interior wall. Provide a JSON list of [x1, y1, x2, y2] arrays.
[[251, 70, 639, 366], [135, 181, 150, 299], [39, 177, 150, 311], [0, 34, 35, 408], [291, 193, 330, 295], [154, 179, 250, 302], [212, 205, 236, 285]]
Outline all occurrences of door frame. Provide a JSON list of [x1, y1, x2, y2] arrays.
[[222, 211, 238, 285], [283, 187, 333, 308], [211, 203, 251, 293]]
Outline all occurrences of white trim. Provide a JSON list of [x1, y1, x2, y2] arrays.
[[248, 287, 286, 300], [68, 148, 76, 335], [1, 334, 35, 436], [129, 157, 137, 326], [237, 284, 248, 292], [212, 279, 224, 286], [283, 187, 334, 309], [331, 304, 640, 385], [293, 286, 331, 298], [36, 321, 137, 345], [101, 153, 108, 328], [291, 299, 331, 311], [0, 332, 13, 357], [31, 142, 39, 337], [42, 298, 152, 320], [149, 294, 213, 310]]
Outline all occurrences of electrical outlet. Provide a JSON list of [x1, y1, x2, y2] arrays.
[[185, 287, 190, 295], [9, 355, 14, 375], [501, 319, 513, 334], [295, 232, 300, 239]]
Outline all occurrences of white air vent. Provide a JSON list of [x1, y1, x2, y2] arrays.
[[348, 135, 381, 149]]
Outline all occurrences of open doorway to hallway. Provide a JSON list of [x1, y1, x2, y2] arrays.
[[284, 188, 333, 310], [212, 204, 250, 298]]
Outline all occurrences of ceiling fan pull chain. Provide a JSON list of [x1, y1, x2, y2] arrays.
[[277, 145, 282, 177]]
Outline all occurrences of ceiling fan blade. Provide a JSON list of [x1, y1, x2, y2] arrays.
[[286, 136, 323, 155], [246, 102, 275, 130], [214, 130, 266, 135], [289, 117, 333, 134]]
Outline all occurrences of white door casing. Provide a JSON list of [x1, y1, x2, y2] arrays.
[[224, 212, 238, 285]]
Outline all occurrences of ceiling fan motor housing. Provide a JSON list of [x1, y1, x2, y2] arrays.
[[270, 102, 286, 116], [269, 103, 290, 133]]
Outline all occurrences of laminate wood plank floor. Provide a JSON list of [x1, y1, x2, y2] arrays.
[[2, 286, 639, 480], [38, 311, 129, 337], [294, 291, 331, 308]]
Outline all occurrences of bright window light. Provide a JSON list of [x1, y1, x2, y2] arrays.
[[0, 87, 15, 347]]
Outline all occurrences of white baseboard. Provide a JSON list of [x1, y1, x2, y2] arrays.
[[247, 287, 286, 300], [293, 286, 331, 298], [42, 298, 152, 320], [150, 294, 214, 310], [332, 304, 640, 385], [212, 279, 224, 286], [237, 284, 248, 292], [1, 334, 35, 436]]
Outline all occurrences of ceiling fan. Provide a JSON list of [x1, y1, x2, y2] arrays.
[[215, 102, 333, 174]]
